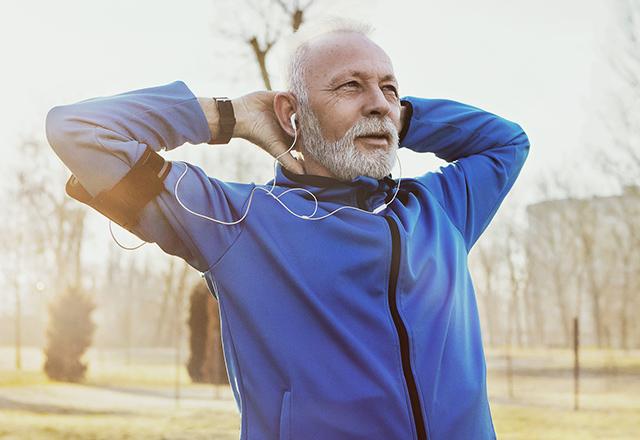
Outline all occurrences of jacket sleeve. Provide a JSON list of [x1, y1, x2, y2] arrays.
[[399, 97, 530, 250], [45, 80, 251, 272]]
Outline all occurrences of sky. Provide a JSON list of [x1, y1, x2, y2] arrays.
[[0, 0, 613, 197], [0, 0, 617, 247], [0, 0, 618, 309]]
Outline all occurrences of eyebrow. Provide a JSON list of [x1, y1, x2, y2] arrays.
[[328, 71, 398, 87]]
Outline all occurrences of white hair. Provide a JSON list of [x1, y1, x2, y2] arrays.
[[283, 19, 398, 181], [286, 18, 375, 104]]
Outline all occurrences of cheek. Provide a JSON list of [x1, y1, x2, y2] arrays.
[[310, 97, 361, 141], [334, 120, 357, 141], [390, 105, 402, 128], [318, 112, 356, 142]]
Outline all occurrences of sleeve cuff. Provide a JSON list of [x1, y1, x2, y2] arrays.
[[399, 99, 413, 145]]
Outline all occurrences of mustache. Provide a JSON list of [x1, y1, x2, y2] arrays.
[[347, 117, 399, 142]]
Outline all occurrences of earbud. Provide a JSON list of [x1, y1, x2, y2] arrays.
[[168, 118, 402, 230], [113, 107, 402, 252]]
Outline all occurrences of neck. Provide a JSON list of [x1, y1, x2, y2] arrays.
[[297, 151, 340, 180]]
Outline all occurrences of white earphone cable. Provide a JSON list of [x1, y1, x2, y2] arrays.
[[110, 116, 403, 249]]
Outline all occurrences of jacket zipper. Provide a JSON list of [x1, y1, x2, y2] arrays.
[[384, 215, 428, 440]]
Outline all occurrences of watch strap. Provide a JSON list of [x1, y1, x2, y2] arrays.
[[209, 97, 236, 144]]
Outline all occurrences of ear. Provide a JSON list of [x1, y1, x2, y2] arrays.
[[274, 92, 298, 140]]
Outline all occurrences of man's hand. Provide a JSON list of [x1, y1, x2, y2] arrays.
[[400, 102, 408, 135], [232, 92, 305, 175]]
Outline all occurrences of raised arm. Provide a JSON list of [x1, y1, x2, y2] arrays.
[[45, 81, 253, 272], [399, 97, 530, 250]]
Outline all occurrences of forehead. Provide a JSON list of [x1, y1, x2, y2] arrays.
[[304, 33, 396, 86]]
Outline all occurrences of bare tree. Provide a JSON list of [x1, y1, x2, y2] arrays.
[[503, 222, 528, 347], [213, 0, 316, 90], [472, 236, 502, 347], [599, 0, 640, 349], [527, 177, 637, 348], [527, 199, 577, 346], [597, 0, 640, 188], [153, 259, 195, 346], [607, 189, 639, 349], [15, 136, 88, 293], [3, 135, 89, 367]]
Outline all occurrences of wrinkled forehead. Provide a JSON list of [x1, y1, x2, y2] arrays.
[[304, 32, 396, 88]]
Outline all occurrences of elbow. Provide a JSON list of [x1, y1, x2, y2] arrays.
[[45, 104, 91, 162], [497, 120, 530, 173], [510, 124, 530, 172], [516, 124, 531, 159], [45, 105, 71, 154], [507, 121, 530, 158]]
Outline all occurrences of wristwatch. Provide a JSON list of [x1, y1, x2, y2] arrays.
[[209, 97, 236, 144]]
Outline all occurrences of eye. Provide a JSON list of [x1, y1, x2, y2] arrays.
[[340, 81, 360, 89], [382, 84, 399, 97]]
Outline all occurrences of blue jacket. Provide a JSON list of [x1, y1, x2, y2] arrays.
[[46, 80, 529, 440]]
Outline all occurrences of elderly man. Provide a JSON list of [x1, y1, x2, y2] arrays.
[[46, 25, 529, 440]]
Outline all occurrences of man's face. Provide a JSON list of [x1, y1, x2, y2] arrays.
[[297, 33, 402, 181]]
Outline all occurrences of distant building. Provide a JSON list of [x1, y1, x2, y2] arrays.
[[525, 186, 640, 348]]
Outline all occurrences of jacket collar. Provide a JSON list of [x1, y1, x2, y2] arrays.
[[265, 163, 398, 208], [262, 99, 412, 206]]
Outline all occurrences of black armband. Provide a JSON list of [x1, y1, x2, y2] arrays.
[[65, 147, 172, 231]]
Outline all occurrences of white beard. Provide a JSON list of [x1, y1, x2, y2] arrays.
[[297, 105, 399, 181]]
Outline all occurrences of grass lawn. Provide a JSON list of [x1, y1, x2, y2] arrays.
[[492, 404, 640, 440], [0, 409, 240, 440], [487, 347, 640, 439], [0, 346, 639, 439]]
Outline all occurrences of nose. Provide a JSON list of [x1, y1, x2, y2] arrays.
[[363, 85, 391, 118]]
